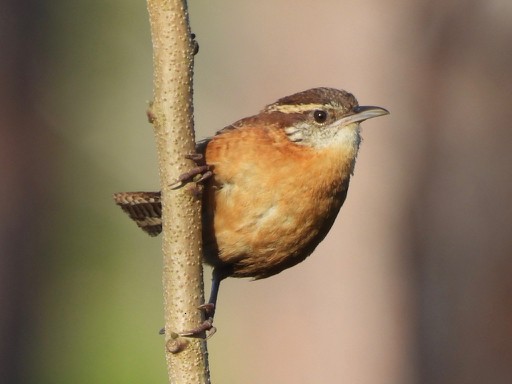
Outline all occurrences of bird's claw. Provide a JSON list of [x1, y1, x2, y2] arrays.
[[169, 153, 212, 190], [178, 318, 216, 339], [184, 153, 204, 163], [169, 165, 212, 189], [160, 318, 216, 340], [197, 302, 215, 317], [159, 302, 217, 339]]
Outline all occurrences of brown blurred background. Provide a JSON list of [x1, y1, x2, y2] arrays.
[[1, 0, 511, 383]]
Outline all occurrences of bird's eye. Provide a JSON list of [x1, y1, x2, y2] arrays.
[[313, 110, 328, 123]]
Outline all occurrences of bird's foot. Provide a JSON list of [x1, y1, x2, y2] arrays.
[[169, 153, 212, 190], [178, 318, 216, 339], [159, 303, 217, 339], [197, 302, 215, 317]]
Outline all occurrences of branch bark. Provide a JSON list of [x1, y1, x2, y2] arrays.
[[146, 1, 210, 383]]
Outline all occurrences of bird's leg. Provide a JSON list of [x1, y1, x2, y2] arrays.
[[197, 266, 225, 318], [178, 266, 229, 338], [160, 266, 229, 339], [169, 153, 213, 190]]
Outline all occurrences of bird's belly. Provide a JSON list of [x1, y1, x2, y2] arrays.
[[204, 130, 354, 279], [212, 177, 347, 279]]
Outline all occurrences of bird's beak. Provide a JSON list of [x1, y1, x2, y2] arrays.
[[338, 105, 389, 126]]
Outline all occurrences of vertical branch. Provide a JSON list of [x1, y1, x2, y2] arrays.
[[146, 1, 210, 383]]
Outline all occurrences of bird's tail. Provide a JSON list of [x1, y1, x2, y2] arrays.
[[113, 191, 162, 236]]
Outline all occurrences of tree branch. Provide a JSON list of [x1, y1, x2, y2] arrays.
[[146, 1, 210, 382]]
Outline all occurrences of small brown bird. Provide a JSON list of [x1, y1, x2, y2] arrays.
[[114, 87, 388, 330]]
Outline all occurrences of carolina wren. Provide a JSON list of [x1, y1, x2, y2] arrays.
[[114, 87, 388, 329]]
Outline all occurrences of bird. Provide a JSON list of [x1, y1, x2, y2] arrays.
[[113, 87, 388, 334]]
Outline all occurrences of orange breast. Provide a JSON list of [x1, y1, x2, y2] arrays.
[[203, 125, 356, 279]]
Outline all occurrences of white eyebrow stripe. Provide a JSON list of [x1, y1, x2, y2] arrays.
[[266, 103, 328, 113]]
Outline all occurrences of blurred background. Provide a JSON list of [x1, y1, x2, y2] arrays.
[[1, 0, 512, 383]]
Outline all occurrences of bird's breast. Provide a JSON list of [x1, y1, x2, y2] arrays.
[[203, 126, 356, 279]]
